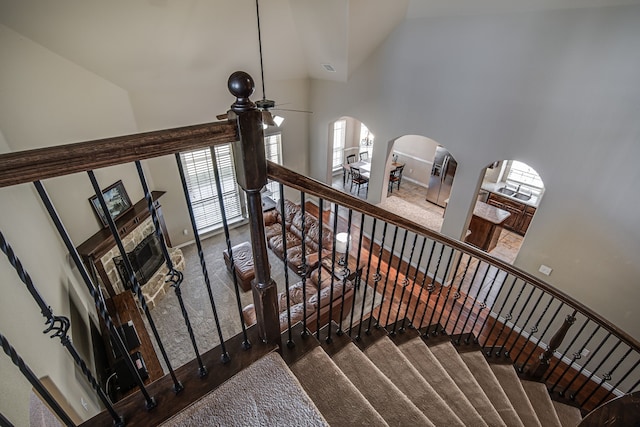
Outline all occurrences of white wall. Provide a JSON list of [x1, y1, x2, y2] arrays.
[[0, 24, 140, 245], [309, 5, 640, 340], [0, 132, 101, 425], [391, 135, 439, 187]]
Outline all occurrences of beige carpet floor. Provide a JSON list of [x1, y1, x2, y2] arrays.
[[161, 352, 327, 426], [377, 196, 444, 231]]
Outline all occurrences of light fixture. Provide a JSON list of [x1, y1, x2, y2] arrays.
[[335, 232, 349, 266], [273, 115, 284, 127]]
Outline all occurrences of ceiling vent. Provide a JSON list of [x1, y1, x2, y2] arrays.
[[322, 63, 336, 72]]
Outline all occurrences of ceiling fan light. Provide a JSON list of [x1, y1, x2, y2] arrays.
[[262, 110, 276, 127], [273, 115, 284, 127]]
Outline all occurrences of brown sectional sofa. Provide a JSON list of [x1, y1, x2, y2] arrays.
[[263, 199, 333, 275], [242, 199, 355, 332], [242, 267, 355, 333]]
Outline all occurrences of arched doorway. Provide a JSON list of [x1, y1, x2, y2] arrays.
[[377, 136, 456, 233], [473, 159, 545, 263]]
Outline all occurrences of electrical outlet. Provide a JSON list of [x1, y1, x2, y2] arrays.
[[81, 397, 89, 411], [182, 229, 189, 236], [538, 264, 553, 276], [581, 348, 590, 358]]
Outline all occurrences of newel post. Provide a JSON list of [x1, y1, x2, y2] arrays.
[[528, 310, 577, 379], [227, 71, 281, 346]]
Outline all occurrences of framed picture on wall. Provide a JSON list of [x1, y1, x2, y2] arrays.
[[89, 180, 133, 227]]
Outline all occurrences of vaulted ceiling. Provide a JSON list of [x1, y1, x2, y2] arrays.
[[1, 0, 638, 94]]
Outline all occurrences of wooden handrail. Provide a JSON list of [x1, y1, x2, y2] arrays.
[[0, 120, 237, 188], [578, 391, 640, 426], [268, 161, 640, 354]]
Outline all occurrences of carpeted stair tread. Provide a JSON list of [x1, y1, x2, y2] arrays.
[[161, 352, 327, 426], [399, 337, 488, 427], [490, 363, 542, 427], [552, 401, 583, 427], [521, 380, 563, 427], [364, 336, 466, 427], [428, 340, 507, 427], [291, 346, 388, 426], [459, 351, 524, 427], [333, 342, 435, 427]]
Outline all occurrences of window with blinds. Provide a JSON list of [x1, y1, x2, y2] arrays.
[[332, 119, 346, 172], [264, 133, 283, 202], [179, 144, 244, 233]]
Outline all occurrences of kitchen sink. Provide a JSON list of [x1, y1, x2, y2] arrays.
[[497, 187, 516, 196], [513, 193, 531, 201]]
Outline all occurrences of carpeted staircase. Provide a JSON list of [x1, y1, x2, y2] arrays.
[[164, 321, 584, 426]]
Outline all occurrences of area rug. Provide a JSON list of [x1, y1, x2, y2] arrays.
[[376, 196, 443, 231]]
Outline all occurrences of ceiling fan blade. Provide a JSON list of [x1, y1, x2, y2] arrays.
[[272, 108, 313, 114]]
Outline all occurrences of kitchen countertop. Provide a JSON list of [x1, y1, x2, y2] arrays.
[[473, 200, 511, 224], [481, 181, 541, 208]]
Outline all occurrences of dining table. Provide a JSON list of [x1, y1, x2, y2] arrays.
[[342, 160, 405, 185]]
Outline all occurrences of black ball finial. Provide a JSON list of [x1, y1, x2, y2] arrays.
[[228, 71, 255, 112]]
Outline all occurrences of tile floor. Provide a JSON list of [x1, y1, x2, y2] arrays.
[[331, 173, 523, 264]]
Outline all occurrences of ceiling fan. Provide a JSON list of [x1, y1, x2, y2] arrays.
[[217, 0, 312, 124]]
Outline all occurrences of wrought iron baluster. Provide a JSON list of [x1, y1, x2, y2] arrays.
[[571, 337, 621, 400], [487, 278, 523, 356], [349, 212, 367, 336], [376, 225, 399, 328], [513, 294, 555, 365], [435, 250, 465, 335], [174, 153, 233, 358], [545, 317, 590, 382], [561, 331, 611, 397], [0, 410, 13, 427], [386, 229, 409, 334], [337, 207, 354, 335], [325, 203, 340, 344], [401, 236, 428, 331], [34, 181, 156, 408], [498, 285, 536, 356], [475, 269, 509, 346], [88, 171, 183, 394], [135, 160, 206, 377], [393, 233, 419, 334], [412, 239, 437, 329], [550, 325, 601, 394], [427, 248, 456, 335], [0, 230, 123, 425], [315, 198, 324, 338], [520, 301, 564, 372], [443, 254, 473, 334], [277, 188, 293, 347], [300, 191, 309, 336], [582, 347, 633, 407], [464, 262, 493, 344], [453, 257, 483, 345], [483, 277, 518, 354], [1, 333, 76, 427], [367, 221, 387, 334], [420, 243, 446, 336], [356, 218, 377, 339], [595, 357, 640, 407]]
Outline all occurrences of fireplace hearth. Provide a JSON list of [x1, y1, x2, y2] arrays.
[[113, 233, 164, 290]]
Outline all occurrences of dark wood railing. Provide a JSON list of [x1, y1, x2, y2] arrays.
[[0, 71, 638, 426]]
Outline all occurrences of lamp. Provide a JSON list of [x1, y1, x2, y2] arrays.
[[335, 232, 349, 266]]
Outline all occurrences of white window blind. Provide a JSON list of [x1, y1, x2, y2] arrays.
[[180, 144, 244, 233], [264, 133, 283, 202], [332, 120, 346, 171]]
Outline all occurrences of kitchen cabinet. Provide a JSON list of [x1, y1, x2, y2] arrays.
[[465, 201, 511, 252], [487, 193, 536, 235]]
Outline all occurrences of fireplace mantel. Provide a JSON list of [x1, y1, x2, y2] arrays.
[[77, 190, 169, 297]]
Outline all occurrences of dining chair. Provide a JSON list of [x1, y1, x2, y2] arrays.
[[388, 164, 405, 193], [359, 152, 369, 161], [350, 167, 369, 196], [344, 154, 357, 184]]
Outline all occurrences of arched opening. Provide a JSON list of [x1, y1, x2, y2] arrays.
[[471, 160, 545, 264], [328, 116, 375, 199], [376, 136, 452, 233]]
